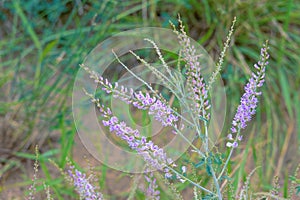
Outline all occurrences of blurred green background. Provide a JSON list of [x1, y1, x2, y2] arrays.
[[0, 0, 299, 199]]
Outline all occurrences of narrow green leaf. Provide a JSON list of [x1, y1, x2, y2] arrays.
[[194, 159, 205, 168], [42, 39, 58, 59], [205, 164, 212, 176], [13, 1, 41, 51], [279, 68, 293, 117]]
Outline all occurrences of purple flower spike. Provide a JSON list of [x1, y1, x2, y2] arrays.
[[227, 42, 269, 148], [68, 167, 103, 200], [85, 67, 179, 128], [176, 28, 211, 120], [98, 104, 175, 178], [144, 172, 160, 200]]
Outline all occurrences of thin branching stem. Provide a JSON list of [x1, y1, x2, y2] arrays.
[[167, 166, 216, 196], [173, 125, 206, 158], [204, 122, 222, 200]]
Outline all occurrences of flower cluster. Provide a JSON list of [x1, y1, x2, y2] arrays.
[[99, 105, 174, 178], [148, 99, 179, 126], [133, 91, 178, 126], [67, 166, 103, 200], [227, 43, 269, 148]]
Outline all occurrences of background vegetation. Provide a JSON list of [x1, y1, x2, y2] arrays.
[[0, 0, 299, 199]]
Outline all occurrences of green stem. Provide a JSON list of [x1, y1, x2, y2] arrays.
[[204, 121, 222, 200], [218, 127, 241, 180], [211, 165, 222, 200]]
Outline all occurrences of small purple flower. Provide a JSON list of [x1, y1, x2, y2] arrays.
[[227, 42, 269, 148], [237, 135, 243, 141], [227, 134, 233, 140], [226, 141, 238, 148]]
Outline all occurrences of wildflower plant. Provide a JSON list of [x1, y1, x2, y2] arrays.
[[76, 19, 269, 199], [76, 17, 273, 200]]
